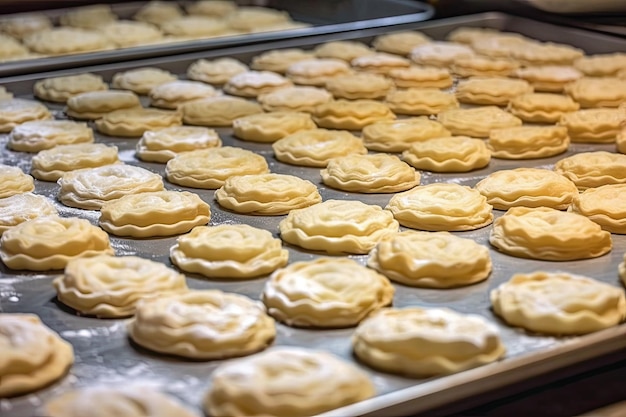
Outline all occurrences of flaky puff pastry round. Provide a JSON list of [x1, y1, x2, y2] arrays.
[[128, 290, 275, 359], [251, 48, 315, 74], [8, 120, 94, 153], [509, 41, 584, 66], [262, 258, 394, 328], [451, 56, 520, 78], [44, 386, 201, 417], [95, 108, 182, 137], [554, 151, 626, 190], [186, 57, 248, 86], [98, 20, 163, 48], [31, 143, 120, 182], [507, 93, 580, 124], [58, 164, 164, 210], [134, 0, 183, 25], [491, 272, 626, 335], [386, 183, 493, 231], [565, 77, 626, 108], [272, 128, 366, 167], [257, 86, 332, 113], [33, 73, 108, 103], [65, 90, 141, 120], [388, 66, 453, 89], [136, 126, 222, 163], [372, 30, 431, 56], [438, 106, 522, 138], [350, 53, 411, 75], [279, 199, 399, 254], [0, 193, 58, 235], [0, 314, 74, 398], [476, 168, 578, 210], [574, 53, 626, 77], [0, 215, 113, 271], [0, 98, 51, 133], [559, 108, 625, 143], [410, 41, 475, 67], [352, 308, 505, 377], [446, 26, 501, 44], [149, 80, 219, 109], [180, 96, 263, 127], [489, 207, 612, 261], [215, 173, 321, 215], [312, 99, 395, 130], [99, 190, 210, 237], [53, 255, 187, 318], [223, 71, 293, 98], [385, 88, 459, 116], [569, 184, 626, 234], [314, 40, 374, 62], [111, 67, 177, 95], [368, 231, 491, 288], [232, 111, 316, 143], [325, 73, 393, 100], [286, 58, 352, 87], [456, 77, 533, 106], [186, 0, 237, 16], [204, 347, 375, 417], [402, 136, 490, 172], [512, 65, 582, 93], [362, 117, 451, 152], [488, 125, 570, 159], [0, 165, 34, 198], [170, 224, 288, 279], [165, 146, 269, 189], [321, 153, 420, 193]]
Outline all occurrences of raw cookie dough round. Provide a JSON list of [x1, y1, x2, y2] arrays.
[[388, 66, 453, 89], [223, 70, 292, 98], [513, 65, 582, 93], [134, 0, 183, 25], [362, 117, 451, 152], [95, 108, 182, 137], [170, 224, 288, 279], [44, 386, 200, 417], [232, 111, 316, 143], [554, 151, 626, 190], [508, 92, 580, 123], [149, 80, 219, 109], [23, 27, 111, 55], [446, 26, 501, 44], [204, 347, 375, 417], [215, 173, 321, 215], [452, 56, 520, 78], [402, 136, 490, 172], [53, 254, 188, 318], [476, 168, 579, 210], [372, 30, 431, 55], [262, 257, 394, 327], [350, 52, 411, 75], [456, 77, 533, 106], [160, 16, 229, 39], [368, 230, 492, 288], [31, 143, 119, 182], [0, 215, 113, 271], [314, 40, 374, 62], [111, 67, 177, 95], [489, 206, 612, 261], [226, 6, 291, 32], [559, 108, 625, 143], [58, 4, 117, 29], [186, 0, 238, 16], [181, 96, 263, 127], [0, 193, 57, 235], [0, 13, 52, 40], [128, 290, 275, 359], [186, 57, 248, 86], [257, 86, 332, 113], [0, 165, 34, 198], [574, 52, 626, 77], [488, 125, 570, 160], [325, 72, 393, 100], [279, 199, 399, 254], [8, 120, 94, 152], [286, 58, 352, 87], [34, 73, 108, 103], [509, 41, 583, 66], [386, 183, 493, 231], [272, 128, 367, 167], [321, 153, 420, 193], [565, 77, 626, 108], [437, 106, 522, 138], [0, 314, 74, 398], [0, 98, 51, 133], [385, 88, 459, 116], [65, 90, 141, 120], [312, 99, 395, 130], [352, 307, 505, 377], [569, 184, 626, 234], [58, 164, 164, 210], [136, 126, 222, 163], [165, 146, 269, 189], [491, 271, 626, 335], [99, 190, 211, 237], [98, 20, 163, 48], [410, 41, 475, 67], [251, 48, 315, 74]]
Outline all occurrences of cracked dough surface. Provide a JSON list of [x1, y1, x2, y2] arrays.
[[0, 193, 58, 235], [8, 120, 94, 152], [31, 143, 119, 182], [402, 136, 490, 172], [136, 126, 222, 163], [0, 165, 34, 198], [569, 184, 626, 234]]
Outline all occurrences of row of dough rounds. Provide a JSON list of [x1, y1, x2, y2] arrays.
[[0, 1, 306, 61], [2, 25, 626, 417]]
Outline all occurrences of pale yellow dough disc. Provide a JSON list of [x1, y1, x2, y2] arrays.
[[223, 70, 292, 98], [402, 136, 490, 172], [325, 73, 393, 100], [0, 193, 58, 235], [226, 6, 291, 32], [186, 57, 248, 86], [65, 90, 141, 120], [489, 206, 612, 261], [165, 146, 269, 189], [565, 77, 626, 108], [362, 117, 451, 152], [58, 164, 164, 210], [476, 168, 578, 210], [34, 73, 108, 103], [0, 215, 113, 271], [512, 65, 582, 93], [409, 41, 475, 67], [8, 120, 94, 152], [251, 48, 315, 74], [554, 151, 626, 190], [278, 199, 399, 254], [352, 307, 505, 377], [314, 40, 374, 62], [509, 41, 583, 66], [23, 27, 111, 55], [368, 231, 492, 288], [372, 30, 431, 56], [508, 93, 580, 123], [111, 67, 177, 95], [232, 111, 316, 143], [321, 153, 420, 193], [386, 183, 493, 231], [569, 184, 626, 234], [98, 20, 163, 47], [437, 106, 522, 138], [160, 16, 229, 38], [286, 58, 352, 87], [257, 86, 332, 113], [0, 165, 34, 198], [456, 77, 533, 106], [386, 88, 459, 116], [95, 108, 182, 137], [470, 32, 531, 59], [445, 26, 501, 44], [170, 224, 288, 279], [58, 5, 117, 29], [204, 347, 375, 417], [312, 99, 395, 130], [0, 34, 31, 61], [0, 314, 74, 398], [149, 80, 219, 109], [180, 96, 263, 127], [44, 386, 200, 417], [491, 271, 626, 335], [129, 290, 275, 359], [272, 128, 367, 167], [133, 1, 183, 25], [574, 52, 626, 77], [31, 143, 120, 182], [136, 126, 222, 163], [488, 125, 570, 159], [559, 108, 625, 143], [0, 98, 51, 133], [350, 52, 411, 75], [215, 173, 321, 215], [262, 257, 394, 328], [388, 66, 453, 89], [452, 56, 520, 78], [99, 190, 211, 237], [186, 0, 238, 17], [53, 254, 187, 318], [0, 13, 52, 40]]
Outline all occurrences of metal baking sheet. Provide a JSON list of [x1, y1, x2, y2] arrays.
[[0, 0, 433, 78], [1, 12, 626, 417]]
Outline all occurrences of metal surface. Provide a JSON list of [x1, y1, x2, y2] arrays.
[[1, 12, 626, 417], [0, 0, 433, 78]]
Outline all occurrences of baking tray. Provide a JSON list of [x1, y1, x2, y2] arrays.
[[1, 12, 626, 417], [0, 0, 433, 78]]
